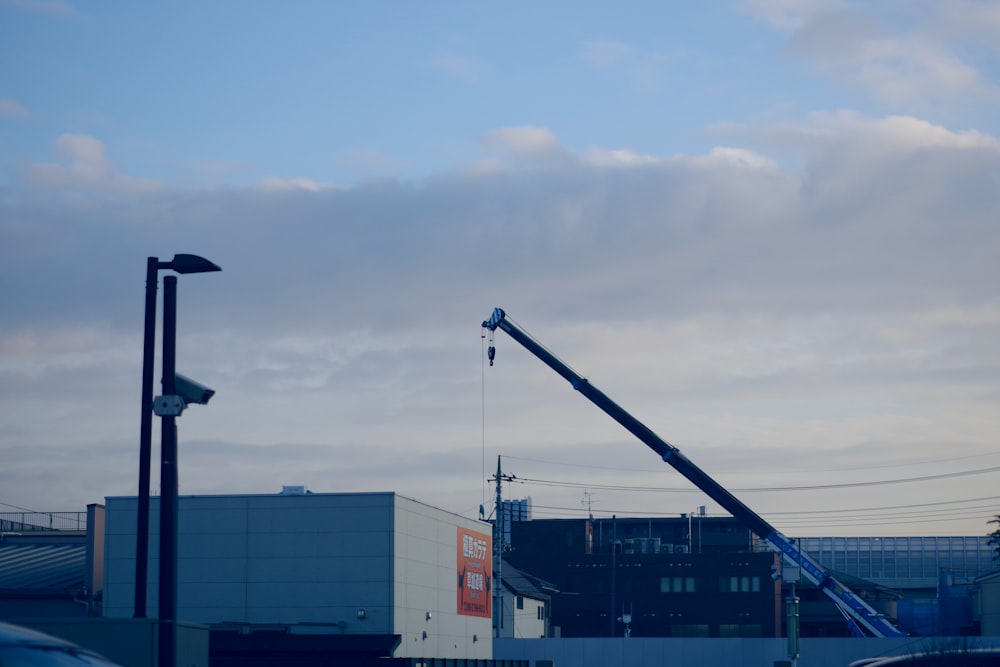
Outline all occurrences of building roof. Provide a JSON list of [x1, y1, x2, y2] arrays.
[[0, 543, 86, 592], [500, 561, 558, 600]]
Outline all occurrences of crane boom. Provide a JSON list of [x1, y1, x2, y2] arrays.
[[482, 307, 905, 638]]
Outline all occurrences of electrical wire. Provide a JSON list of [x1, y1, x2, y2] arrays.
[[503, 449, 1000, 475], [510, 465, 1000, 493]]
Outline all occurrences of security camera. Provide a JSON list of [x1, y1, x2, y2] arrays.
[[174, 373, 215, 406]]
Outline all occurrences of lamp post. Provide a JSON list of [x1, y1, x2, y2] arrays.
[[134, 254, 219, 620], [159, 276, 179, 667]]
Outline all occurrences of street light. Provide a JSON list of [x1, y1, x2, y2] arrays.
[[134, 255, 220, 620], [154, 280, 217, 667]]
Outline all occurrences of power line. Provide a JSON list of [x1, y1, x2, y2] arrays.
[[503, 449, 1000, 475], [521, 503, 998, 529], [512, 465, 1000, 493]]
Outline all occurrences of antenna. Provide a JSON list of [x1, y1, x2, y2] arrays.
[[581, 489, 597, 521]]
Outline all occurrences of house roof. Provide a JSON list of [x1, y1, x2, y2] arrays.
[[500, 561, 558, 600], [0, 543, 86, 592]]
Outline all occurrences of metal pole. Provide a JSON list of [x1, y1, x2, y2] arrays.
[[610, 515, 616, 637], [787, 582, 800, 667], [158, 276, 178, 667], [135, 257, 158, 618], [493, 456, 502, 638]]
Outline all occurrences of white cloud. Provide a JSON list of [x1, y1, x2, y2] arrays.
[[2, 118, 999, 535], [22, 133, 163, 194], [255, 176, 334, 192], [582, 40, 634, 68], [927, 0, 1000, 48], [186, 159, 255, 179], [796, 25, 999, 107], [692, 146, 778, 170], [580, 40, 687, 92], [741, 0, 847, 30], [0, 97, 30, 118], [483, 126, 559, 155], [429, 51, 483, 82], [582, 148, 661, 167], [481, 126, 572, 167], [746, 1, 1000, 112], [335, 148, 408, 178], [1, 0, 82, 18]]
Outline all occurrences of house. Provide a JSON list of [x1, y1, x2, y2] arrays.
[[497, 561, 556, 638]]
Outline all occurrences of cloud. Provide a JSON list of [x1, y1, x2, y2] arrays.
[[21, 133, 163, 194], [429, 51, 483, 82], [1, 0, 82, 17], [481, 126, 572, 167], [790, 13, 1000, 107], [582, 148, 661, 168], [186, 159, 256, 179], [335, 148, 409, 178], [580, 40, 688, 92], [0, 98, 30, 119], [750, 1, 1000, 109], [741, 0, 848, 31], [1, 117, 998, 535], [583, 40, 634, 68], [255, 176, 334, 192]]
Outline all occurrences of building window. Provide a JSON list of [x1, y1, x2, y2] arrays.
[[660, 576, 696, 593], [537, 606, 545, 620], [671, 624, 709, 638], [516, 596, 524, 610], [721, 576, 761, 593]]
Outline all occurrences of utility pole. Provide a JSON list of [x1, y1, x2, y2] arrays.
[[491, 455, 514, 638], [610, 515, 617, 637]]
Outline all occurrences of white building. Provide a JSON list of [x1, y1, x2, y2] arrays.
[[103, 490, 493, 661], [497, 561, 553, 639]]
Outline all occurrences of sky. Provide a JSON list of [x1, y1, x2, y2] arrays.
[[1, 0, 999, 540]]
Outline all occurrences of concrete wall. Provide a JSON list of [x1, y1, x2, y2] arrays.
[[391, 495, 492, 659], [494, 636, 999, 667], [86, 504, 105, 597]]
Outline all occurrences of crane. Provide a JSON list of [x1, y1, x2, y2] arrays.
[[482, 307, 905, 638]]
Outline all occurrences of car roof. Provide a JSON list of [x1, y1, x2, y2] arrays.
[[0, 621, 80, 647]]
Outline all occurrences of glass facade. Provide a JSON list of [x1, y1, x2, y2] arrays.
[[798, 536, 997, 584]]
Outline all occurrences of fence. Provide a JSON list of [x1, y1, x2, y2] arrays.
[[0, 511, 87, 532]]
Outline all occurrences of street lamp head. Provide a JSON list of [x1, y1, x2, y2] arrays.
[[165, 254, 221, 274]]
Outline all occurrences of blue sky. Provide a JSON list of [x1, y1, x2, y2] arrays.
[[2, 0, 1000, 538], [1, 2, 877, 185]]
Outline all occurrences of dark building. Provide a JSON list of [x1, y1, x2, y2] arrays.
[[506, 516, 781, 638]]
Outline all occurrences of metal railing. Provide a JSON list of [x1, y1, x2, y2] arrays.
[[0, 511, 87, 532]]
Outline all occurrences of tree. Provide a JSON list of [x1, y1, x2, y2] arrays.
[[989, 515, 1000, 564]]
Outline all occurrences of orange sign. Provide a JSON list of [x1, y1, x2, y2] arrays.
[[457, 527, 492, 618]]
